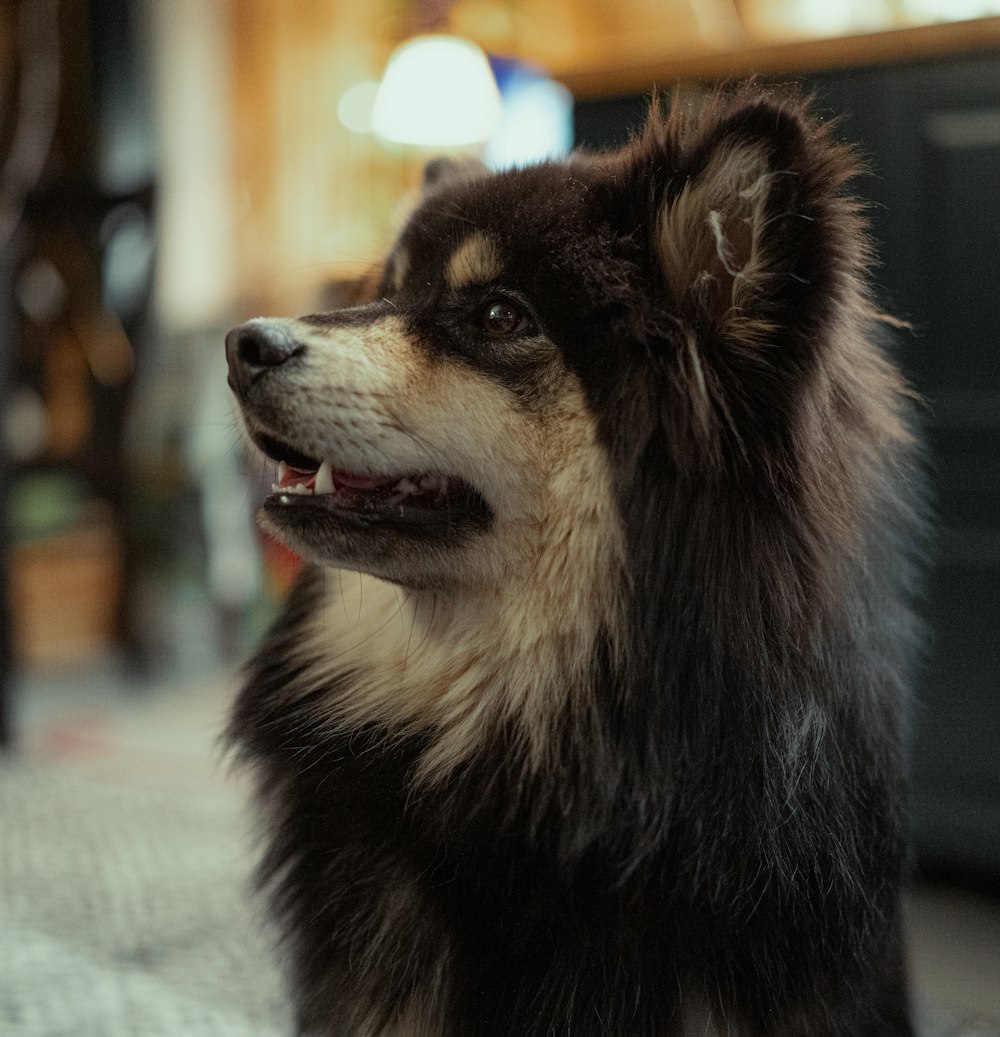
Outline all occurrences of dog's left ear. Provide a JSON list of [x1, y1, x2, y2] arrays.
[[650, 96, 862, 336]]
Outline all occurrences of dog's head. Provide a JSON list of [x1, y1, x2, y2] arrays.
[[227, 89, 883, 596]]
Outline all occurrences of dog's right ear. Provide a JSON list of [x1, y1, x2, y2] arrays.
[[640, 92, 867, 348], [421, 156, 488, 195]]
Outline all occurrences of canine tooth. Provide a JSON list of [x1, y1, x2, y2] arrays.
[[315, 461, 335, 495], [278, 460, 289, 483]]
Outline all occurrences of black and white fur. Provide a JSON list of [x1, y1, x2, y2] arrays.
[[225, 88, 925, 1036]]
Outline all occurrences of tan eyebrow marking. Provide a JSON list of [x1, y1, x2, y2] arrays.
[[445, 232, 503, 290]]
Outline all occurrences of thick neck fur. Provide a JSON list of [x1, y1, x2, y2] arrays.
[[259, 468, 625, 807]]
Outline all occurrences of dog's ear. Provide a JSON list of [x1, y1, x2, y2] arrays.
[[648, 95, 865, 341], [422, 155, 489, 195]]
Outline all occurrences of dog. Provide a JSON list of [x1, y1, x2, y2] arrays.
[[225, 87, 924, 1036]]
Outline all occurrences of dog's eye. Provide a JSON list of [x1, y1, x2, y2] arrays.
[[480, 297, 530, 336]]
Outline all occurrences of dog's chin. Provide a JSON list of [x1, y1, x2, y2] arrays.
[[260, 483, 493, 588]]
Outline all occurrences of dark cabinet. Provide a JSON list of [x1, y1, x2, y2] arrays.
[[812, 57, 1000, 882]]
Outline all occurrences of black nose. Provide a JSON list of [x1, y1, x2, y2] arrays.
[[225, 320, 302, 396]]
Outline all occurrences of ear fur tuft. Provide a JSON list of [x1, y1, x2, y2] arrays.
[[642, 89, 868, 341], [659, 141, 781, 323]]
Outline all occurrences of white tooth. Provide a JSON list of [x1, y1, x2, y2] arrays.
[[315, 460, 335, 495], [419, 475, 438, 491], [395, 477, 418, 496], [271, 483, 281, 493], [278, 460, 289, 482]]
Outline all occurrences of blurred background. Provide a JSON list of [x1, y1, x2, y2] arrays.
[[1, 1, 999, 1034]]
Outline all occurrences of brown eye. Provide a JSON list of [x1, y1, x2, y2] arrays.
[[481, 298, 529, 336]]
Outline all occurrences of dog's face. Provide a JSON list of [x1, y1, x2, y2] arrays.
[[227, 158, 639, 593], [227, 92, 876, 596]]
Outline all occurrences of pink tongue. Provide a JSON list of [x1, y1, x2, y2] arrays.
[[278, 465, 389, 492], [279, 466, 317, 490], [333, 470, 384, 490]]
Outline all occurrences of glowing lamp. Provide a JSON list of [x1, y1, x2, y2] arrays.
[[372, 35, 502, 148]]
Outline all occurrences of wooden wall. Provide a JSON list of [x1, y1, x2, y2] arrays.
[[228, 0, 422, 314], [219, 1, 1000, 315]]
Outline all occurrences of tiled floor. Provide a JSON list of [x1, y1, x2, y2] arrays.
[[7, 660, 1000, 1032]]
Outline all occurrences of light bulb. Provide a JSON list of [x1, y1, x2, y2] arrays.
[[372, 35, 502, 148]]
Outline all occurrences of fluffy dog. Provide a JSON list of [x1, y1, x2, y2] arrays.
[[225, 87, 924, 1036]]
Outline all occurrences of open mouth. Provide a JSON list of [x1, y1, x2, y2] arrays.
[[254, 433, 491, 532]]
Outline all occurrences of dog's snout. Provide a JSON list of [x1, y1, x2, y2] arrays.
[[226, 319, 299, 375], [226, 320, 303, 396]]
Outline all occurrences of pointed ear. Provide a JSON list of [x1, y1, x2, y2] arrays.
[[652, 97, 863, 338], [658, 141, 776, 322]]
